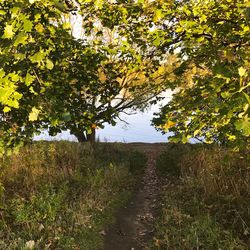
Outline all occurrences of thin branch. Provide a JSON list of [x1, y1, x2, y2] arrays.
[[117, 114, 130, 125]]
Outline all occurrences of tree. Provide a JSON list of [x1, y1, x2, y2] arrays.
[[0, 0, 73, 153], [150, 0, 250, 149], [32, 0, 173, 143], [3, 0, 248, 150], [0, 0, 168, 148], [41, 37, 167, 142]]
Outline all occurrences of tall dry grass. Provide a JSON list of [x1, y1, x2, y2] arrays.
[[153, 144, 250, 249], [0, 141, 147, 249]]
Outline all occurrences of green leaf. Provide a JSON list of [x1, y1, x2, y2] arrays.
[[0, 69, 5, 78], [153, 36, 161, 46], [62, 112, 71, 121], [0, 10, 6, 15], [46, 59, 54, 70], [235, 117, 250, 136], [29, 51, 46, 64], [243, 92, 250, 104], [221, 92, 230, 99], [14, 32, 28, 46], [23, 19, 33, 32], [25, 72, 35, 86], [9, 73, 20, 82]]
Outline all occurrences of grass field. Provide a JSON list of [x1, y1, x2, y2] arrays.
[[1, 142, 249, 249], [152, 144, 250, 249], [0, 141, 147, 250]]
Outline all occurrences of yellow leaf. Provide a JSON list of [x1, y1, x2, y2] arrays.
[[95, 0, 103, 9], [154, 9, 163, 22], [35, 23, 44, 33], [228, 135, 236, 141], [3, 107, 11, 113], [162, 121, 176, 130], [116, 77, 123, 85], [158, 66, 165, 74], [99, 70, 106, 83], [191, 66, 197, 74], [29, 107, 40, 121], [62, 22, 71, 30], [3, 24, 14, 39], [238, 67, 246, 77]]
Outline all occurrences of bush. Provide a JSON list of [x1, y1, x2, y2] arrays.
[[155, 143, 194, 177]]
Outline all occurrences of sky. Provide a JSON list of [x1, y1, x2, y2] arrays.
[[34, 90, 173, 143]]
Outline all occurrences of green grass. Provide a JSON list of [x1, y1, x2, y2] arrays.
[[151, 144, 250, 250], [0, 141, 147, 250]]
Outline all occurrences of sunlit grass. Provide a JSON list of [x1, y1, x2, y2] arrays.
[[0, 141, 147, 249]]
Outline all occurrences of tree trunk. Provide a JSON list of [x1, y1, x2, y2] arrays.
[[87, 128, 96, 143], [74, 132, 87, 143], [72, 128, 96, 143]]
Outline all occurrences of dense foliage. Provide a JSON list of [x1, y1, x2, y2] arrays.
[[0, 0, 166, 152], [0, 0, 72, 151], [0, 0, 249, 151], [151, 0, 250, 148]]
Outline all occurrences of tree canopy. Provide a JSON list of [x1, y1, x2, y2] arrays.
[[150, 0, 250, 149], [0, 0, 167, 151], [40, 37, 166, 142], [0, 0, 73, 151], [0, 0, 249, 152]]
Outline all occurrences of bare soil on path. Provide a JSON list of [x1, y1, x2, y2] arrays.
[[103, 144, 165, 250]]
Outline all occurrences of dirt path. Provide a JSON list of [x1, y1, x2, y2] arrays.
[[103, 146, 163, 250]]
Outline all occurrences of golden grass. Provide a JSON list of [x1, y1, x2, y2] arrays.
[[0, 141, 144, 249]]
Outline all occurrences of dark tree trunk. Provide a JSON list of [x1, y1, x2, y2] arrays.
[[74, 132, 87, 143], [72, 128, 96, 143], [87, 128, 96, 143]]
